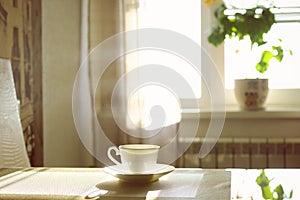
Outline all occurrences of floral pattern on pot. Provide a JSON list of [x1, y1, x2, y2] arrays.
[[234, 79, 268, 110]]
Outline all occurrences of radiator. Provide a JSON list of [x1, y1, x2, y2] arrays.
[[177, 137, 300, 168]]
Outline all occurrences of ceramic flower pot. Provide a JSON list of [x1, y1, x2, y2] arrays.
[[234, 79, 269, 110]]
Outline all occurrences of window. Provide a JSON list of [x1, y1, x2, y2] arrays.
[[136, 0, 202, 99], [225, 22, 300, 89], [125, 0, 300, 109], [205, 1, 300, 107], [124, 0, 203, 117]]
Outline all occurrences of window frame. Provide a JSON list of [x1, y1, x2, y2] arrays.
[[199, 3, 300, 109]]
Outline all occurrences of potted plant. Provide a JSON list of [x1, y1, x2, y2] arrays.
[[206, 0, 292, 110], [256, 170, 293, 200]]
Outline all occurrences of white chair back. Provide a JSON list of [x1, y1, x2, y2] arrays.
[[0, 58, 30, 167]]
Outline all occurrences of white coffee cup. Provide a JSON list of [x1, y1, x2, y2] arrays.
[[107, 144, 160, 173]]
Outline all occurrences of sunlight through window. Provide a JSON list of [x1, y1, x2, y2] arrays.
[[137, 0, 201, 98]]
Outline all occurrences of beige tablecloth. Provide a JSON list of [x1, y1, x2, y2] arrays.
[[0, 167, 231, 200]]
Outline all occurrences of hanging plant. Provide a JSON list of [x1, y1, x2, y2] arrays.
[[207, 2, 292, 73]]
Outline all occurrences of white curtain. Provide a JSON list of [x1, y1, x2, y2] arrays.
[[76, 0, 181, 166]]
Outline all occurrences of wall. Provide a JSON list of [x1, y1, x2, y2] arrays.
[[42, 0, 93, 167]]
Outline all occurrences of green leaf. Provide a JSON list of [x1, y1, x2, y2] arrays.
[[208, 27, 225, 46], [289, 190, 293, 198], [262, 186, 274, 199], [274, 184, 284, 200], [256, 51, 273, 73], [256, 170, 270, 186], [256, 170, 274, 199], [272, 46, 284, 62]]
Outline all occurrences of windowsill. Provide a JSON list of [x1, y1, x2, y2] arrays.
[[181, 104, 300, 119]]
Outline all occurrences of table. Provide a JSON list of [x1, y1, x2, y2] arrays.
[[0, 167, 231, 200], [0, 167, 299, 200]]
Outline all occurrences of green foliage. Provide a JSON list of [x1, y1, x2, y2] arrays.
[[208, 4, 275, 47], [256, 170, 293, 200], [208, 3, 292, 74]]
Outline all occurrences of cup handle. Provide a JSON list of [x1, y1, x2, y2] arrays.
[[107, 146, 121, 165]]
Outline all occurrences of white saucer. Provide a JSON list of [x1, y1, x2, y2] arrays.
[[104, 164, 175, 183]]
